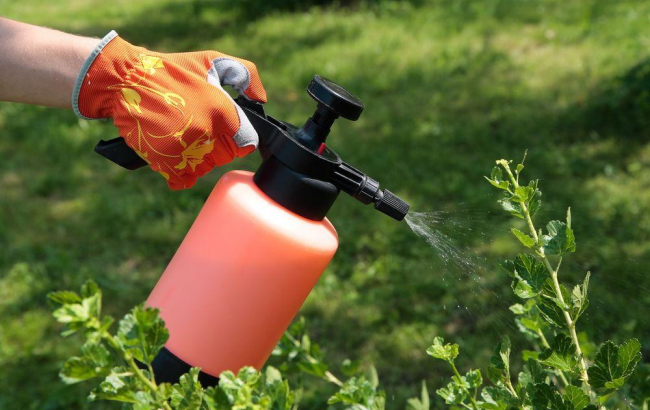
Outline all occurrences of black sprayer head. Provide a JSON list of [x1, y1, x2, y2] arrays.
[[92, 75, 409, 221], [244, 75, 410, 221]]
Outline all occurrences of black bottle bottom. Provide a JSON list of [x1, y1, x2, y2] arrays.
[[137, 347, 220, 387]]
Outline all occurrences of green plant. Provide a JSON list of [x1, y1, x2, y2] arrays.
[[424, 153, 645, 410], [48, 154, 647, 410], [48, 282, 389, 410]]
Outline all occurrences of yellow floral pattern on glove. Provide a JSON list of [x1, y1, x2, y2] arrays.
[[107, 54, 215, 183]]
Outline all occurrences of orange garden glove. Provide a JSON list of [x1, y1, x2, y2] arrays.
[[72, 31, 266, 189]]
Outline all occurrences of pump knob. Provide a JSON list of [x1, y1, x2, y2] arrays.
[[307, 76, 364, 121]]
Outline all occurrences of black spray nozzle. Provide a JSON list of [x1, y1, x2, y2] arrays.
[[331, 162, 409, 221]]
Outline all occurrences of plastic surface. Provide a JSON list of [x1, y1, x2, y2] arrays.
[[146, 171, 339, 377]]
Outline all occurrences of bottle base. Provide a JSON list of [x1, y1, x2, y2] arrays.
[[139, 347, 220, 387]]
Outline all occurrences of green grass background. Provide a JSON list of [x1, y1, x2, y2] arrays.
[[1, 0, 649, 408]]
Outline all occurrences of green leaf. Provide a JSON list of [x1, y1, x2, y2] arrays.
[[514, 185, 534, 202], [527, 183, 542, 217], [436, 380, 466, 405], [518, 359, 548, 388], [407, 381, 429, 410], [171, 368, 203, 410], [538, 280, 571, 327], [511, 228, 536, 248], [59, 342, 112, 384], [499, 197, 524, 219], [532, 383, 591, 410], [488, 336, 512, 384], [538, 334, 579, 372], [480, 386, 511, 409], [588, 339, 642, 391], [502, 254, 547, 299], [563, 385, 590, 410], [133, 391, 156, 410], [571, 272, 590, 322], [47, 290, 82, 305], [509, 303, 526, 315], [532, 383, 567, 410], [465, 369, 482, 389], [264, 366, 295, 410], [328, 376, 384, 410], [485, 167, 510, 190], [522, 350, 540, 361], [426, 337, 459, 364], [542, 220, 576, 256], [117, 304, 169, 364], [90, 366, 140, 403], [81, 279, 101, 299]]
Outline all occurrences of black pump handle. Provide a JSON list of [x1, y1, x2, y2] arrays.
[[94, 138, 147, 170]]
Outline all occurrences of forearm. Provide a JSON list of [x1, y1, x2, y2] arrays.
[[0, 17, 98, 109]]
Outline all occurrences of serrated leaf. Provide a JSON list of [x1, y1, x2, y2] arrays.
[[328, 376, 384, 410], [466, 369, 482, 389], [532, 383, 567, 410], [563, 385, 590, 410], [588, 339, 641, 391], [90, 366, 139, 403], [60, 345, 111, 385], [499, 197, 525, 219], [436, 380, 466, 405], [538, 334, 579, 372], [538, 280, 571, 327], [571, 272, 590, 322], [485, 176, 510, 191], [171, 368, 203, 410], [502, 254, 547, 299], [480, 386, 511, 410], [485, 167, 510, 190], [426, 337, 459, 363], [542, 220, 576, 256], [407, 381, 429, 410], [117, 304, 168, 364], [511, 228, 536, 248], [514, 186, 535, 202], [488, 336, 512, 384], [518, 359, 548, 388]]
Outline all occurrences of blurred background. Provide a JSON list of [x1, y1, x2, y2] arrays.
[[0, 0, 648, 409]]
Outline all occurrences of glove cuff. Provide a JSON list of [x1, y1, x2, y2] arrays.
[[72, 30, 119, 120]]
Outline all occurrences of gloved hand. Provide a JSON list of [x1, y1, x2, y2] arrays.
[[73, 31, 266, 189]]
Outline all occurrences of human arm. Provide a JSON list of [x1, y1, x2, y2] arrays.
[[0, 17, 98, 108], [0, 18, 267, 189]]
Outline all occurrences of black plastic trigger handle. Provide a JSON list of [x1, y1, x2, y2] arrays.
[[94, 138, 148, 170]]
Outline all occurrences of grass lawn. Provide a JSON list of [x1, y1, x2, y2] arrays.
[[1, 1, 649, 409]]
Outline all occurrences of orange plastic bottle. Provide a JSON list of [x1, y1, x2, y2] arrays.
[[146, 170, 338, 381], [140, 76, 408, 385]]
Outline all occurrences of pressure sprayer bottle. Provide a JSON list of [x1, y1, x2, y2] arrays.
[[94, 75, 410, 386]]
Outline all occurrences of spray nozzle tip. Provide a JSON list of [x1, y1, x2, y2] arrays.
[[375, 189, 410, 221]]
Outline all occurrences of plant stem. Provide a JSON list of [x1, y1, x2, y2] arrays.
[[449, 362, 480, 410], [103, 332, 173, 410], [499, 161, 592, 393]]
